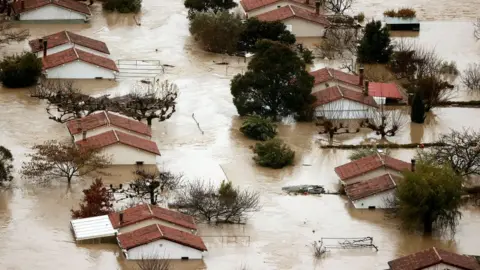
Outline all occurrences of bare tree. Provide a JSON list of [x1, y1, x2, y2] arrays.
[[474, 18, 480, 41], [0, 17, 29, 47], [315, 102, 360, 141], [360, 106, 406, 138], [0, 146, 13, 185], [312, 240, 327, 258], [173, 180, 260, 224], [324, 0, 353, 14], [21, 140, 111, 184], [114, 80, 178, 126], [111, 169, 183, 205], [317, 27, 359, 73], [135, 254, 171, 270], [462, 63, 480, 92]]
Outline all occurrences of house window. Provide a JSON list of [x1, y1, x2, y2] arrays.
[[285, 25, 293, 32], [277, 5, 281, 8], [181, 257, 189, 260], [368, 206, 376, 210], [136, 161, 144, 166]]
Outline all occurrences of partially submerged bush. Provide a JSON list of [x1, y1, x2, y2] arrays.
[[103, 0, 141, 13], [383, 8, 416, 18], [295, 44, 314, 65], [439, 61, 459, 76], [240, 116, 277, 141], [252, 138, 294, 168], [356, 12, 365, 23], [462, 63, 480, 91], [0, 52, 42, 88]]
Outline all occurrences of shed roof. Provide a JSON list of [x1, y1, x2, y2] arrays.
[[344, 174, 397, 201], [312, 85, 378, 108], [240, 0, 315, 12], [12, 0, 91, 15], [368, 82, 403, 100], [117, 224, 207, 251], [70, 215, 116, 241], [29, 31, 110, 54], [42, 48, 118, 72], [256, 5, 329, 26], [388, 247, 480, 270]]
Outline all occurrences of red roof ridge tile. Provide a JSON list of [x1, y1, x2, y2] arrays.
[[147, 203, 154, 215], [433, 247, 442, 261], [156, 224, 163, 237]]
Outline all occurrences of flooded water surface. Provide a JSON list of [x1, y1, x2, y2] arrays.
[[1, 0, 480, 269]]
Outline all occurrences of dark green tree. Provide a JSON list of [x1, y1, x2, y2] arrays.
[[252, 139, 295, 168], [394, 162, 463, 234], [240, 116, 277, 141], [0, 146, 13, 185], [410, 92, 426, 123], [189, 11, 244, 54], [357, 20, 393, 64], [0, 52, 42, 88], [102, 0, 142, 13], [231, 40, 315, 118], [237, 18, 296, 52], [184, 0, 237, 18]]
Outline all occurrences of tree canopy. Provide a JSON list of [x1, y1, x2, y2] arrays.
[[410, 92, 426, 123], [0, 146, 14, 185], [184, 0, 237, 17], [237, 18, 296, 52], [0, 52, 42, 88], [394, 162, 463, 234], [252, 138, 295, 168], [231, 40, 315, 118], [71, 178, 113, 219], [240, 115, 277, 141], [357, 20, 393, 64], [103, 0, 142, 13]]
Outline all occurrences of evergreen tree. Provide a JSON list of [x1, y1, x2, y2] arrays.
[[357, 20, 393, 63], [410, 92, 426, 123]]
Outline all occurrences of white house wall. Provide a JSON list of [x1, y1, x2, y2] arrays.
[[352, 189, 395, 209], [125, 239, 203, 260], [246, 1, 314, 17], [283, 17, 326, 37], [312, 80, 363, 93], [19, 5, 88, 21], [72, 125, 150, 142], [37, 44, 110, 58], [118, 219, 196, 234], [315, 98, 373, 119], [341, 168, 404, 185], [45, 61, 115, 79], [422, 263, 464, 270], [103, 144, 157, 165]]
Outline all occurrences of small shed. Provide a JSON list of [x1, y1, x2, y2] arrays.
[[71, 215, 117, 243], [384, 17, 420, 31]]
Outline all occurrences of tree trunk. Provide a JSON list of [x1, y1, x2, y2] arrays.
[[147, 118, 153, 126], [67, 175, 72, 184], [149, 187, 156, 205], [423, 214, 433, 234]]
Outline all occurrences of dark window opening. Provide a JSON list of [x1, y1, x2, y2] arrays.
[[368, 206, 376, 210], [181, 257, 189, 260]]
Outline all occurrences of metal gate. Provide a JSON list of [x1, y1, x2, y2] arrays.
[[115, 59, 165, 79]]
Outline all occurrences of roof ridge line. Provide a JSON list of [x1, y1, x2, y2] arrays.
[[289, 5, 295, 16], [336, 86, 343, 97], [156, 224, 163, 236], [73, 48, 79, 59], [64, 30, 71, 42], [113, 130, 120, 142], [104, 111, 111, 125], [147, 203, 154, 215], [432, 247, 442, 261], [326, 68, 333, 79], [388, 173, 396, 186]]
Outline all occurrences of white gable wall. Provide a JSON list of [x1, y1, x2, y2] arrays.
[[315, 98, 374, 119], [351, 189, 395, 209], [341, 168, 404, 185], [422, 263, 464, 270], [37, 44, 110, 58], [102, 144, 157, 165], [45, 61, 115, 79], [246, 1, 314, 17], [125, 239, 203, 260], [283, 17, 326, 37], [312, 80, 363, 93], [71, 125, 150, 142], [118, 219, 196, 234], [19, 5, 88, 21]]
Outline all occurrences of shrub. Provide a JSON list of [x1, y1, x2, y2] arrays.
[[103, 0, 141, 13], [0, 52, 42, 88], [295, 44, 314, 65], [189, 11, 244, 54], [462, 63, 480, 91], [383, 8, 416, 18], [356, 12, 365, 23], [240, 116, 277, 141], [252, 138, 295, 168], [439, 61, 459, 76], [383, 9, 396, 17], [357, 20, 393, 64]]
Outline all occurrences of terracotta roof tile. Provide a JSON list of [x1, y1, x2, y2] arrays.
[[108, 204, 197, 230], [117, 224, 207, 251], [369, 82, 403, 100], [256, 5, 329, 26], [76, 130, 160, 155], [240, 0, 315, 12], [388, 247, 480, 270], [42, 48, 118, 71], [344, 174, 397, 201], [312, 85, 378, 108], [66, 111, 152, 137], [29, 31, 110, 54], [310, 68, 361, 86], [335, 154, 411, 181], [12, 0, 91, 15]]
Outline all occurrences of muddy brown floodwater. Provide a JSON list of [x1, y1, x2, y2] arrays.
[[1, 0, 480, 269]]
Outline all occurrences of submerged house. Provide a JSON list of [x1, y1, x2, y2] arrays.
[[11, 0, 91, 22], [239, 0, 317, 18], [344, 174, 399, 209], [255, 4, 329, 37], [117, 224, 208, 260], [29, 31, 110, 58], [42, 48, 118, 79], [388, 247, 480, 270]]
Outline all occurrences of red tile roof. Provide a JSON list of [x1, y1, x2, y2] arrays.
[[42, 48, 118, 72], [312, 85, 378, 108], [388, 247, 480, 270], [310, 68, 362, 86], [344, 174, 397, 201], [256, 5, 329, 26], [76, 130, 160, 155], [240, 0, 315, 12], [66, 111, 151, 137], [369, 82, 404, 100], [29, 31, 110, 54], [108, 204, 197, 230], [335, 154, 411, 182], [12, 0, 91, 15], [117, 224, 207, 251]]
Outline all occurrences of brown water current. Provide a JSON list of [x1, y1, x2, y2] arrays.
[[1, 0, 480, 269]]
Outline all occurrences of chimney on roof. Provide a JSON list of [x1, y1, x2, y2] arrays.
[[43, 40, 47, 57], [363, 80, 369, 96], [20, 0, 24, 10], [411, 159, 416, 172], [359, 66, 364, 86], [82, 131, 87, 141], [119, 212, 124, 224], [315, 1, 320, 15]]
